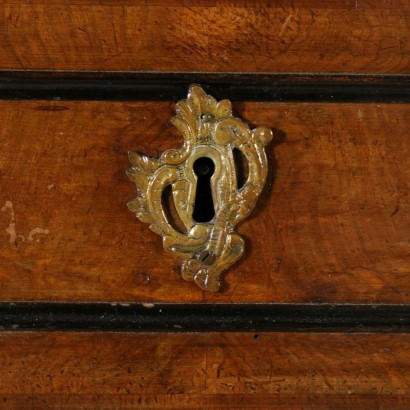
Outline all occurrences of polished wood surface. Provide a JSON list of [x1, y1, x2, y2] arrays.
[[0, 100, 408, 302], [0, 332, 409, 409], [0, 1, 409, 73], [1, 0, 409, 407]]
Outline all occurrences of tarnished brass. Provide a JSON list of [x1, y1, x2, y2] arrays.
[[127, 86, 272, 292]]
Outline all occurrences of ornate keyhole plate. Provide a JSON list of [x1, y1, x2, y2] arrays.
[[127, 86, 273, 292]]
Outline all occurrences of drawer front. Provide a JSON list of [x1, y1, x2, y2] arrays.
[[1, 332, 410, 409], [0, 1, 409, 73], [1, 100, 409, 303]]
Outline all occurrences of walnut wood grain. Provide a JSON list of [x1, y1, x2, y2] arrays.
[[0, 332, 410, 409], [0, 1, 409, 72], [0, 101, 409, 303]]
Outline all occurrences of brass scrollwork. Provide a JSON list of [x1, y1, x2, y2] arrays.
[[127, 86, 272, 292]]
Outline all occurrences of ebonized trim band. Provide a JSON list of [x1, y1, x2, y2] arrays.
[[1, 303, 409, 333], [0, 71, 410, 102]]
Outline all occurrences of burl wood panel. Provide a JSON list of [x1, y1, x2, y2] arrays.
[[0, 0, 410, 73], [0, 101, 409, 303], [0, 332, 409, 409]]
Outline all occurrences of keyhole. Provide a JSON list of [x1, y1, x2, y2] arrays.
[[193, 157, 215, 223]]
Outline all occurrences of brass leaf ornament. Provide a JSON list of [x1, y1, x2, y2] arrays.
[[127, 86, 273, 292]]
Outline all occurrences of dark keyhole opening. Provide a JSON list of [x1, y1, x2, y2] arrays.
[[193, 157, 215, 223]]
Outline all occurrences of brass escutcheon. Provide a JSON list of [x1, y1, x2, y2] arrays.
[[127, 86, 272, 292]]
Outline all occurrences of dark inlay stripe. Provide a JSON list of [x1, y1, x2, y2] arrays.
[[0, 303, 409, 333], [0, 71, 410, 102]]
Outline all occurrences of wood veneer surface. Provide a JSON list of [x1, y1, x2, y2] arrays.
[[0, 101, 409, 303], [0, 332, 410, 409], [0, 1, 409, 72]]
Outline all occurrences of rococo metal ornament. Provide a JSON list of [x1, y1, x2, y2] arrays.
[[127, 85, 273, 292]]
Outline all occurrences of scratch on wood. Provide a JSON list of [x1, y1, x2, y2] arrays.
[[1, 201, 49, 244], [279, 14, 292, 38], [26, 227, 50, 242], [1, 201, 17, 243]]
